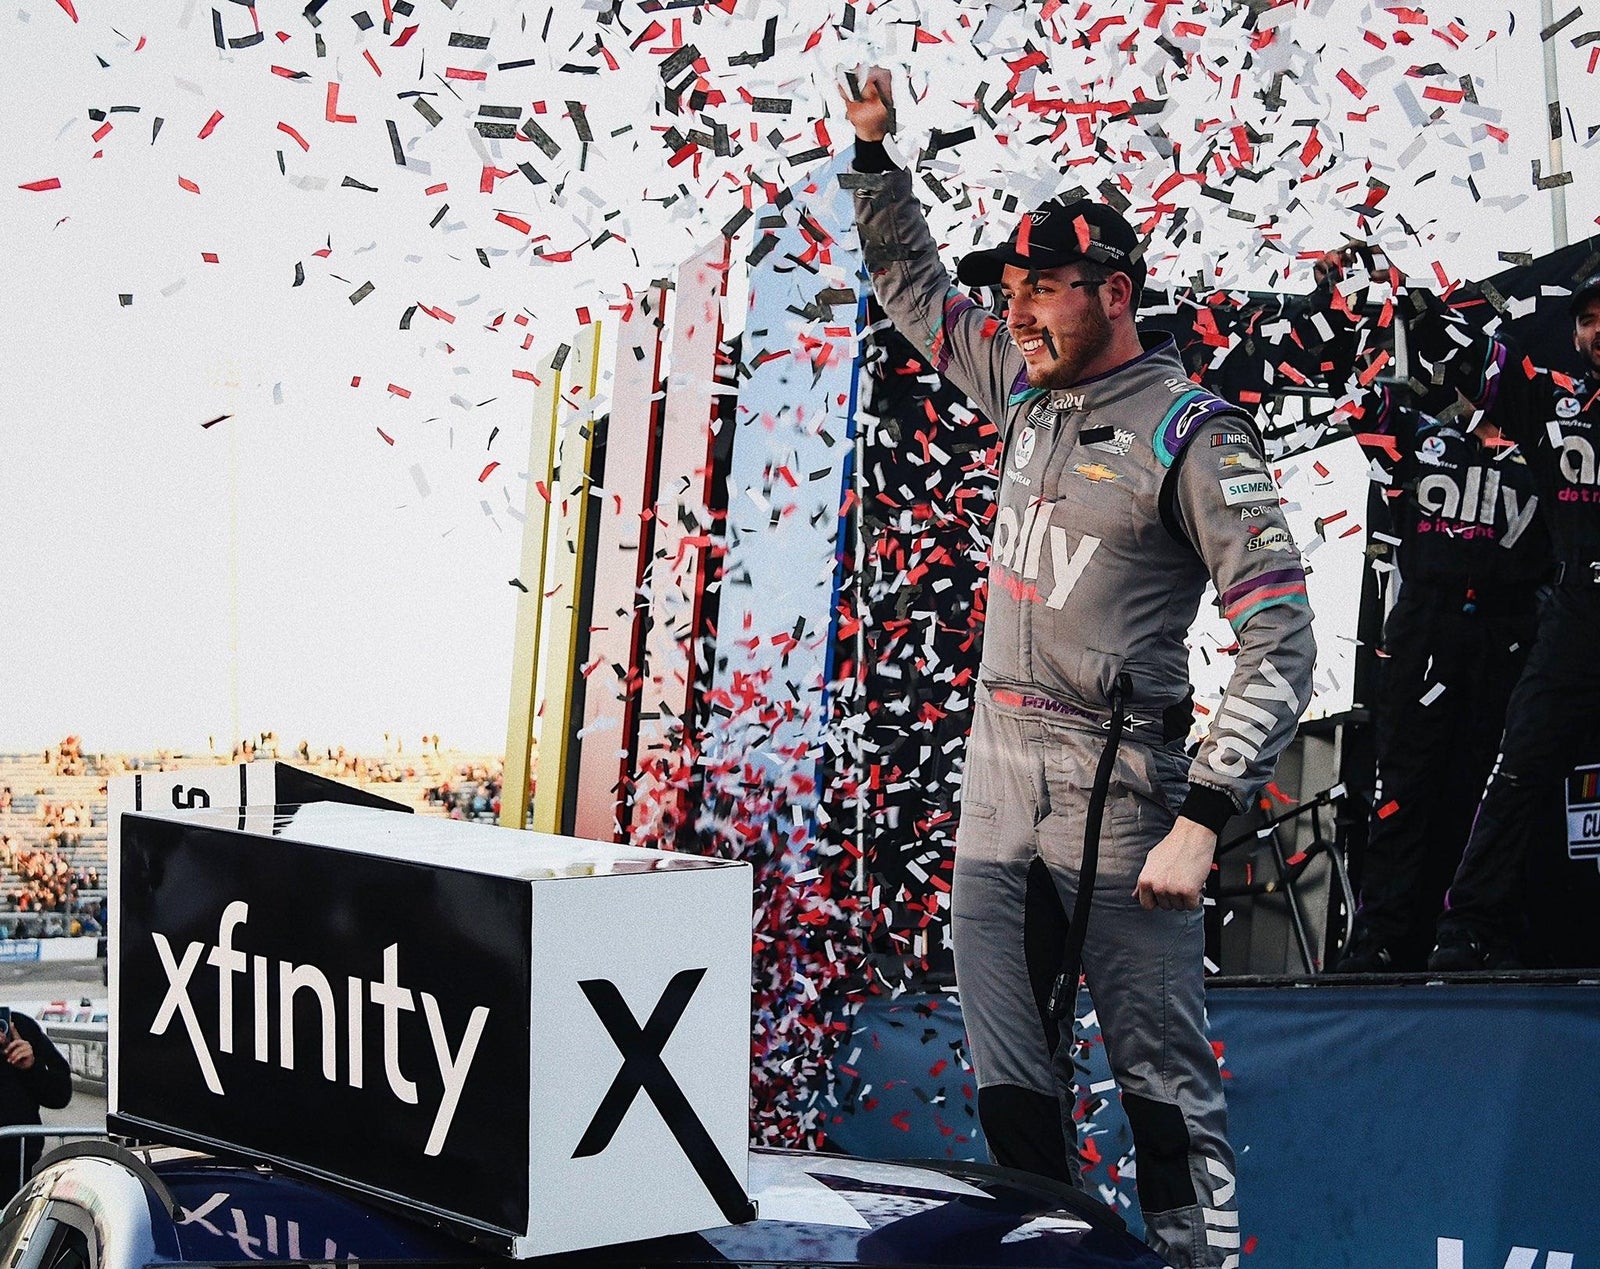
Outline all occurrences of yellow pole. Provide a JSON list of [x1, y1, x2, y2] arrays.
[[500, 347, 566, 831], [531, 321, 604, 835]]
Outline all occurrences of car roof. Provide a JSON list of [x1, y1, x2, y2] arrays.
[[16, 1143, 1164, 1269]]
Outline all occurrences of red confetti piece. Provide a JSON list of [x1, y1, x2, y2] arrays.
[[325, 82, 357, 124], [276, 121, 310, 151], [392, 23, 418, 45], [363, 49, 382, 76], [271, 65, 309, 79], [1015, 213, 1032, 257], [1355, 432, 1401, 461], [376, 427, 394, 445], [478, 461, 500, 482], [178, 176, 200, 193], [496, 212, 532, 234], [19, 178, 62, 192], [386, 383, 411, 398], [55, 0, 78, 20], [424, 182, 447, 195], [1377, 799, 1400, 819], [92, 121, 113, 142], [444, 67, 488, 81], [201, 252, 219, 264], [1071, 213, 1091, 253], [1336, 69, 1366, 99], [197, 110, 223, 139]]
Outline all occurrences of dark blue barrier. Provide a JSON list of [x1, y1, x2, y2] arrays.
[[833, 981, 1600, 1267]]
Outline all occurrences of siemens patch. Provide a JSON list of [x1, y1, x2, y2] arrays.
[[1221, 474, 1276, 506]]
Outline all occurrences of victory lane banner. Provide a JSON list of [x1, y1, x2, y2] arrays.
[[112, 801, 754, 1257]]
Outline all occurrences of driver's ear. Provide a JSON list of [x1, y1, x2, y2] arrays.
[[1103, 272, 1135, 319]]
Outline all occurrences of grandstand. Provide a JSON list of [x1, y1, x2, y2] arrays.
[[0, 740, 511, 939]]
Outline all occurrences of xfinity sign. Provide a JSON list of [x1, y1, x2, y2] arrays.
[[151, 901, 488, 1157], [113, 799, 753, 1258]]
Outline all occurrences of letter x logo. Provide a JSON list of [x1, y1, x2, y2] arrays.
[[573, 969, 753, 1224]]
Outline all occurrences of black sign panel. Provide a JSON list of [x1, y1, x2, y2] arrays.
[[118, 813, 531, 1233]]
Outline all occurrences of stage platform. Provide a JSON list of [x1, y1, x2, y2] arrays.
[[826, 974, 1600, 1268]]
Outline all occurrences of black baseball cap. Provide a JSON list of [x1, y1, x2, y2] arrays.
[[957, 197, 1146, 305], [1571, 272, 1600, 315]]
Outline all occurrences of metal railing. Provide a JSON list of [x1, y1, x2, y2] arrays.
[[1214, 783, 1357, 975], [0, 1125, 108, 1202]]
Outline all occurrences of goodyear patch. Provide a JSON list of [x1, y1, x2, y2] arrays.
[[1154, 390, 1243, 468]]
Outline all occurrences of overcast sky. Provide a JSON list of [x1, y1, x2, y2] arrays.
[[3, 0, 1594, 756]]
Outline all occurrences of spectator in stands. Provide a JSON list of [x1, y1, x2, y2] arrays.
[[0, 786, 11, 813], [0, 1005, 72, 1192]]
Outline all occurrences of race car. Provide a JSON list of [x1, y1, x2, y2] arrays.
[[0, 1140, 1164, 1269]]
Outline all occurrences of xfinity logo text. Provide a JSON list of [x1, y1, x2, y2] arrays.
[[1437, 1236, 1574, 1268], [150, 901, 489, 1157]]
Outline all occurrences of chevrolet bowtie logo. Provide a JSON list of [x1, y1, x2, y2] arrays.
[[1074, 462, 1121, 482]]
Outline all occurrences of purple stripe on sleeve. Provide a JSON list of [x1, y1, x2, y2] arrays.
[[1221, 567, 1305, 607]]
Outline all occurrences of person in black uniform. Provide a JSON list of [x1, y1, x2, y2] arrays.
[[0, 1007, 72, 1195], [1406, 273, 1600, 969], [1332, 385, 1549, 971]]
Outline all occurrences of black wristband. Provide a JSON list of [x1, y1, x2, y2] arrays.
[[1178, 784, 1238, 835], [852, 138, 898, 173]]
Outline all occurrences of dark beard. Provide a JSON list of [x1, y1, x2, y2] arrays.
[[1025, 303, 1114, 389]]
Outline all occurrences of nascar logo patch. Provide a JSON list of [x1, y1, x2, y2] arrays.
[[1154, 391, 1246, 468]]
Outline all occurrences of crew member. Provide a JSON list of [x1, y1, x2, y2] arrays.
[[1331, 385, 1548, 971], [842, 68, 1315, 1269], [1407, 273, 1600, 969], [0, 1007, 72, 1195]]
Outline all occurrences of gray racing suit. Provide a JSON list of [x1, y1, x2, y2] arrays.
[[850, 161, 1316, 1269]]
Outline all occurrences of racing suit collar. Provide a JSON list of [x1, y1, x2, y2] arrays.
[[1039, 331, 1185, 413]]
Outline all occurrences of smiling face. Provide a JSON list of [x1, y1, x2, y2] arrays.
[[1000, 262, 1126, 389], [1575, 295, 1600, 374]]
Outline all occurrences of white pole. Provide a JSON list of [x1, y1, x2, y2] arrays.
[[1541, 0, 1571, 249]]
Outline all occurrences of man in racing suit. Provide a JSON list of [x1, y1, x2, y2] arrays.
[[842, 69, 1315, 1269], [1331, 386, 1548, 971], [1409, 273, 1600, 969]]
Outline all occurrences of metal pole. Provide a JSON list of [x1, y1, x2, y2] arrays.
[[1541, 0, 1571, 249], [500, 352, 566, 832]]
